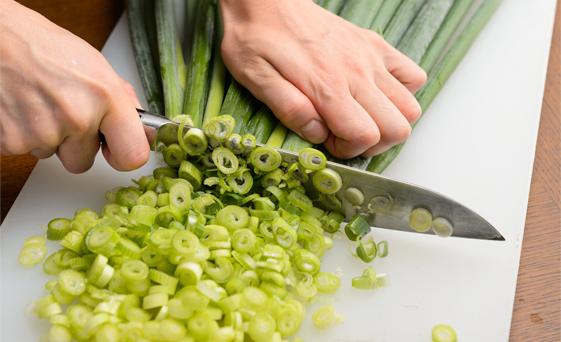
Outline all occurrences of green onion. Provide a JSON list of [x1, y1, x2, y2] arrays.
[[419, 0, 474, 73], [397, 0, 455, 64], [314, 272, 341, 295], [212, 147, 239, 174], [344, 214, 371, 241], [155, 0, 185, 118], [126, 0, 164, 115], [351, 266, 389, 290], [312, 168, 342, 195], [183, 0, 215, 128], [316, 0, 346, 13], [432, 324, 457, 342], [202, 10, 227, 127], [216, 205, 249, 231], [178, 160, 203, 190], [339, 0, 384, 29], [180, 128, 207, 158], [246, 105, 278, 144], [312, 304, 343, 329], [367, 194, 394, 213], [249, 146, 282, 173], [249, 312, 277, 341], [85, 225, 120, 257], [409, 207, 433, 232], [46, 218, 72, 240], [299, 148, 327, 171], [219, 79, 260, 135], [265, 122, 288, 148], [432, 217, 454, 237], [227, 169, 254, 195], [281, 131, 313, 153], [382, 0, 426, 47], [19, 237, 47, 267], [356, 237, 378, 263], [344, 187, 365, 206], [370, 0, 403, 33], [377, 240, 389, 258], [204, 115, 236, 144]]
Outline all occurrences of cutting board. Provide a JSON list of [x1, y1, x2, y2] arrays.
[[1, 1, 557, 341]]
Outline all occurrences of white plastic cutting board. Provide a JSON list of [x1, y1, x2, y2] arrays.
[[1, 1, 556, 341]]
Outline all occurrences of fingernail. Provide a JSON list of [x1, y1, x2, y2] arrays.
[[301, 120, 328, 144]]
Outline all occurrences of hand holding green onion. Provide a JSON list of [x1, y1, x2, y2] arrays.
[[218, 0, 426, 160]]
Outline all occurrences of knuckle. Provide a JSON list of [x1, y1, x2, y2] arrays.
[[390, 122, 412, 144], [277, 96, 315, 125], [355, 126, 381, 148], [403, 100, 423, 123]]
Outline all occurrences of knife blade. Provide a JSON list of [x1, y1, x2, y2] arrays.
[[136, 108, 504, 241]]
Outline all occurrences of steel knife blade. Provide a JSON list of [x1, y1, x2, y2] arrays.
[[136, 108, 504, 241]]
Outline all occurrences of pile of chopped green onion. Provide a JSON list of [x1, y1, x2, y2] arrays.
[[21, 116, 390, 342]]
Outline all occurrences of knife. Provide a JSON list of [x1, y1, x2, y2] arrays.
[[133, 108, 504, 241]]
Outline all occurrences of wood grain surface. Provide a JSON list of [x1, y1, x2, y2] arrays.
[[2, 1, 560, 340]]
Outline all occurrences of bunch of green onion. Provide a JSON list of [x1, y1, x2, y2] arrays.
[[20, 116, 392, 342], [127, 0, 503, 174]]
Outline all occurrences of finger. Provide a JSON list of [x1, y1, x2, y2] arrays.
[[99, 88, 150, 171], [352, 83, 412, 158], [56, 132, 101, 173], [385, 49, 427, 94], [29, 146, 58, 160], [259, 48, 381, 159], [121, 79, 143, 109], [375, 70, 423, 124], [317, 91, 382, 160], [233, 59, 329, 144]]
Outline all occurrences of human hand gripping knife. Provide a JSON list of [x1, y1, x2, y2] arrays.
[[133, 108, 504, 241]]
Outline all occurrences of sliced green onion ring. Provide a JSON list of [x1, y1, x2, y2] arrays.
[[312, 304, 343, 329], [344, 214, 371, 241], [432, 324, 457, 342], [226, 133, 243, 154], [249, 146, 282, 173], [377, 240, 389, 258], [162, 143, 185, 168], [299, 148, 327, 171], [212, 147, 239, 175], [409, 207, 432, 232], [182, 128, 208, 155], [432, 217, 454, 238], [344, 187, 365, 206], [312, 168, 342, 195], [46, 218, 72, 240], [204, 115, 235, 143], [368, 193, 393, 213]]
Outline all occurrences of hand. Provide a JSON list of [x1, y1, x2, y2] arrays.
[[0, 0, 150, 173], [218, 0, 427, 159]]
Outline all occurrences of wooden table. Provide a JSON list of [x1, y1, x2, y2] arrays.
[[2, 1, 560, 340]]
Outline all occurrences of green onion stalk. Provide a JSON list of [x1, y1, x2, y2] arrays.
[[183, 0, 216, 128], [155, 0, 186, 119], [126, 0, 164, 115]]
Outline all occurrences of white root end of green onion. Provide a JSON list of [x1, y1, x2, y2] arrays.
[[409, 207, 433, 232], [432, 217, 454, 238]]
